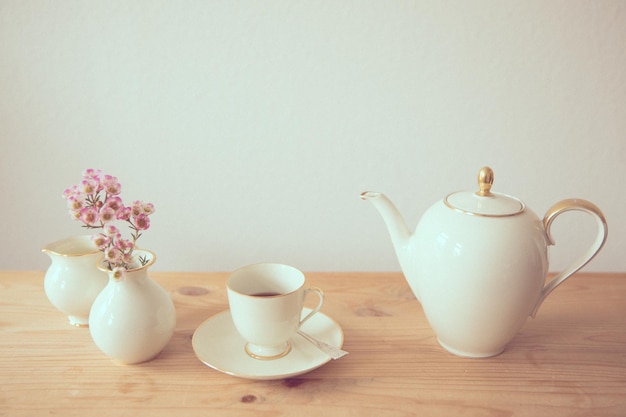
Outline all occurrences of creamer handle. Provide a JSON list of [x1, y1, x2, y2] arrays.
[[530, 199, 608, 318]]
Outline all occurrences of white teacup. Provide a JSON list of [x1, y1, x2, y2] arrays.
[[227, 263, 324, 360]]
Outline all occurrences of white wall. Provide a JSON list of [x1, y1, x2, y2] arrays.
[[1, 1, 624, 273]]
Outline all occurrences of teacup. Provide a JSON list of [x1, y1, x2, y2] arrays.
[[227, 263, 324, 360]]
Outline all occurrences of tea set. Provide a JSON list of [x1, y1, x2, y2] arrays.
[[43, 167, 608, 378]]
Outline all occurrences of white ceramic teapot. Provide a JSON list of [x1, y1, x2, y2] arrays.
[[362, 167, 608, 358]]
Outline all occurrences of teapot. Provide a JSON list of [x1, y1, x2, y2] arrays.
[[361, 167, 608, 358]]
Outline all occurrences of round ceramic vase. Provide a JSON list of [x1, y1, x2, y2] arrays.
[[88, 250, 176, 364], [41, 235, 108, 326]]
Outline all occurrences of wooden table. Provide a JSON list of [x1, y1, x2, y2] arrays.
[[1, 271, 625, 416]]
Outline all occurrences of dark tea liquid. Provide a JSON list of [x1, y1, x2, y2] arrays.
[[250, 292, 281, 297]]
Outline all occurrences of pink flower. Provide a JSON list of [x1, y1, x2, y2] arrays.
[[62, 185, 80, 199], [103, 196, 123, 212], [66, 195, 85, 212], [68, 209, 81, 220], [116, 238, 134, 251], [91, 234, 110, 250], [99, 206, 116, 223], [130, 200, 154, 215], [104, 224, 120, 237], [102, 175, 121, 195], [122, 252, 134, 266], [82, 168, 102, 180], [111, 266, 126, 280], [79, 207, 99, 226], [130, 201, 144, 217], [80, 179, 98, 194], [104, 247, 122, 263], [117, 206, 132, 221], [134, 213, 151, 230], [142, 202, 155, 215], [64, 170, 156, 272]]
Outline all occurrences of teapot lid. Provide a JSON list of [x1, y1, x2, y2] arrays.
[[444, 167, 525, 217]]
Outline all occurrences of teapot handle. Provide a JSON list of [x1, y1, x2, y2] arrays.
[[530, 199, 608, 318]]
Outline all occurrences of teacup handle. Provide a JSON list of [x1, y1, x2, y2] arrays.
[[530, 199, 608, 318], [299, 287, 324, 327]]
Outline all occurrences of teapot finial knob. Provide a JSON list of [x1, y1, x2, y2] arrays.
[[477, 167, 494, 197]]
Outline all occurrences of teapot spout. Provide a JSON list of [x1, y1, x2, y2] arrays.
[[361, 191, 413, 281]]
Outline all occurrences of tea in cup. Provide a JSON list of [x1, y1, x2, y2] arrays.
[[227, 263, 324, 360]]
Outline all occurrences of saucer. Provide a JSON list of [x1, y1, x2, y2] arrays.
[[192, 308, 345, 380]]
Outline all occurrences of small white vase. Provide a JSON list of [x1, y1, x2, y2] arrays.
[[88, 250, 176, 364], [42, 235, 108, 326]]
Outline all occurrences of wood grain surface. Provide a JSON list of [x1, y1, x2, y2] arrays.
[[1, 271, 625, 416]]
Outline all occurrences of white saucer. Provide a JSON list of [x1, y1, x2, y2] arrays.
[[192, 308, 345, 380]]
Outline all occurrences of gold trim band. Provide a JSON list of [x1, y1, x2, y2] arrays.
[[244, 342, 292, 360], [443, 193, 526, 217]]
